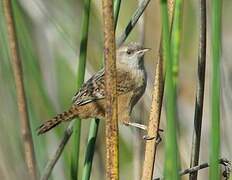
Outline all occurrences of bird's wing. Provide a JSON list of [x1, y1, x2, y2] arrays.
[[72, 69, 135, 106], [72, 69, 105, 106]]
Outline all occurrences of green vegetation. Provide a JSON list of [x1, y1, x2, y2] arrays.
[[0, 0, 227, 180]]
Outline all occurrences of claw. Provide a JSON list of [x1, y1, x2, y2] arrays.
[[143, 129, 163, 144], [143, 135, 155, 140]]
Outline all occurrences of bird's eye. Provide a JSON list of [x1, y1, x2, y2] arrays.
[[126, 49, 132, 55]]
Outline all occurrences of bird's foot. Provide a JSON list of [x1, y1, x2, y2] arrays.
[[143, 129, 163, 144]]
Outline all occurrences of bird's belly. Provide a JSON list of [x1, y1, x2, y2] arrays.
[[117, 91, 134, 123], [77, 92, 134, 123], [77, 99, 105, 119]]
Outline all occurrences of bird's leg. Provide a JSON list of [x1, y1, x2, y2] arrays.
[[122, 114, 147, 131], [124, 122, 147, 130], [124, 121, 162, 143]]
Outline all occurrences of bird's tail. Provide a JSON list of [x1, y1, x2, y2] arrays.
[[37, 106, 76, 135]]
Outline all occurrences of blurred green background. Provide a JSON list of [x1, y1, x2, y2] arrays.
[[0, 0, 231, 179]]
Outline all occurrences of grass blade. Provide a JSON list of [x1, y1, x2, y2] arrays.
[[116, 0, 151, 47], [70, 0, 92, 179], [171, 0, 183, 86], [81, 119, 100, 180], [189, 0, 207, 179], [114, 0, 121, 30], [210, 0, 222, 179], [160, 0, 180, 179]]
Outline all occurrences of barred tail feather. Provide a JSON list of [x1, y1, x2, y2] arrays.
[[37, 107, 76, 135]]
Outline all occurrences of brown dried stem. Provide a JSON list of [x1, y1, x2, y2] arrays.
[[141, 53, 164, 180], [3, 0, 37, 179], [102, 0, 118, 179], [141, 1, 175, 179]]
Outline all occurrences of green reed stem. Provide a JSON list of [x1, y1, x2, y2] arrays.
[[116, 0, 151, 47], [160, 0, 179, 180], [81, 119, 100, 180], [114, 0, 121, 30], [81, 1, 121, 179], [210, 0, 221, 179], [70, 0, 91, 179], [171, 0, 183, 86]]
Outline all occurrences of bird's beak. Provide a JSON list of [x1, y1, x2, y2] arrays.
[[142, 48, 151, 52], [137, 48, 151, 55]]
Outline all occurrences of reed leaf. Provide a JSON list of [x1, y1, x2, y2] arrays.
[[210, 0, 222, 179], [160, 0, 180, 179]]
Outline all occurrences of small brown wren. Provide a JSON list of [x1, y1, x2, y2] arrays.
[[37, 42, 149, 135]]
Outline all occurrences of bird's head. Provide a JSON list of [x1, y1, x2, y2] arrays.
[[117, 42, 150, 68]]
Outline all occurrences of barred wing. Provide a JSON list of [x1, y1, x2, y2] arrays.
[[72, 69, 135, 106]]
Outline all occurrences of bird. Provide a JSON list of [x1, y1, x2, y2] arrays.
[[37, 42, 150, 135]]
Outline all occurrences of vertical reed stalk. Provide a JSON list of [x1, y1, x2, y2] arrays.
[[81, 119, 100, 180], [141, 54, 164, 180], [210, 0, 222, 179], [70, 0, 91, 179], [189, 0, 207, 179], [160, 0, 180, 179], [3, 0, 37, 179], [102, 0, 118, 179], [141, 0, 175, 179], [81, 1, 121, 179], [171, 0, 183, 86]]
